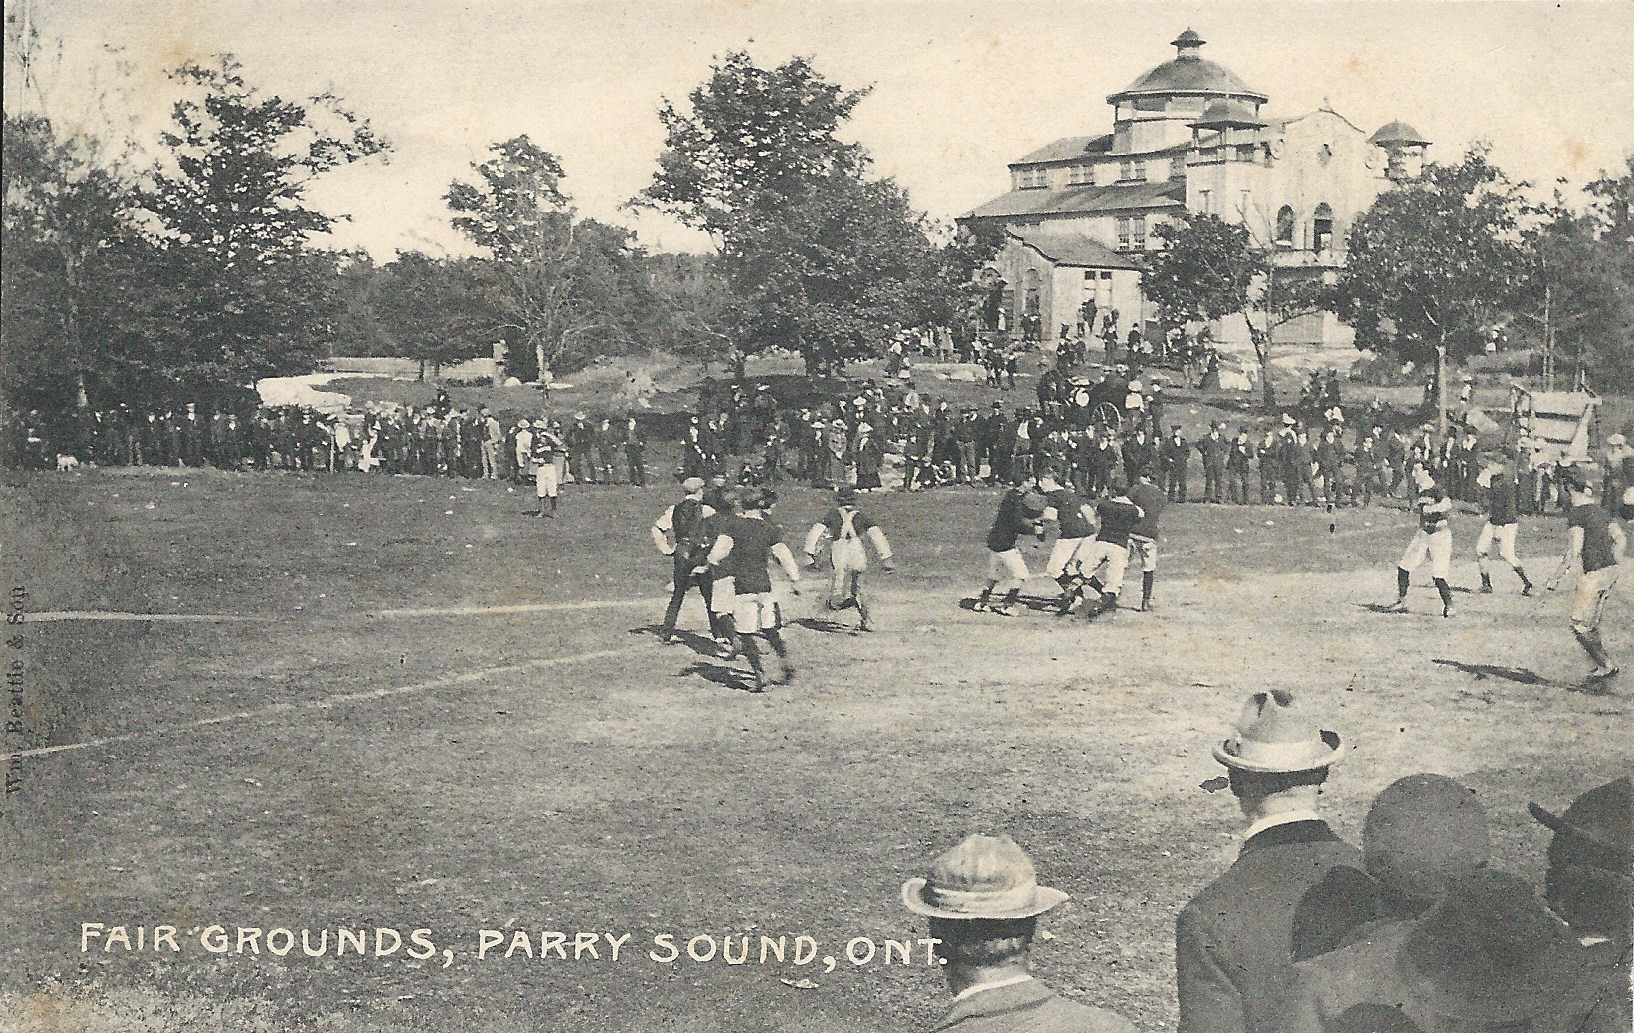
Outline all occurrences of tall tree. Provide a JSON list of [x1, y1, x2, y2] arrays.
[[1330, 148, 1527, 431], [370, 252, 490, 379], [636, 51, 940, 375], [1142, 211, 1321, 408], [1, 114, 136, 410], [448, 135, 653, 379], [139, 56, 387, 400]]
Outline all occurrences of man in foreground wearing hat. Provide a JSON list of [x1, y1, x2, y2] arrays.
[[1528, 777, 1632, 1033], [651, 477, 722, 645], [803, 486, 895, 633], [1176, 690, 1356, 1033], [1281, 773, 1494, 1012], [1284, 869, 1599, 1032], [902, 833, 1135, 1033], [1545, 473, 1625, 681]]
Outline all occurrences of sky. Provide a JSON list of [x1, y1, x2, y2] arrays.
[[12, 0, 1634, 259]]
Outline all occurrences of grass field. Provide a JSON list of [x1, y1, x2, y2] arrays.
[[1, 466, 1627, 1032]]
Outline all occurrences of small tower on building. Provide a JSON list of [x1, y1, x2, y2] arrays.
[[1368, 120, 1431, 182]]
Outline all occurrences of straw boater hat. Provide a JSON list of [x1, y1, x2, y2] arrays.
[[1212, 690, 1345, 773], [1396, 870, 1584, 1022], [902, 834, 1068, 921]]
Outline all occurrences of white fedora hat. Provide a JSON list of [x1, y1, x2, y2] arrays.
[[1212, 690, 1345, 773]]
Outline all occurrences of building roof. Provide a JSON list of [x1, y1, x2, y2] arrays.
[[1008, 228, 1143, 270], [963, 180, 1186, 221], [1191, 98, 1267, 129], [1108, 31, 1268, 104], [1369, 120, 1431, 146], [1011, 134, 1115, 165]]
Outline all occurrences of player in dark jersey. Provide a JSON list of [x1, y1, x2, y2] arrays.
[[1126, 467, 1168, 611], [1546, 472, 1625, 681], [1064, 475, 1145, 619], [1474, 458, 1533, 595], [651, 476, 721, 644], [1387, 463, 1456, 617], [706, 487, 802, 692], [975, 484, 1045, 617], [1038, 470, 1095, 612], [803, 485, 895, 632]]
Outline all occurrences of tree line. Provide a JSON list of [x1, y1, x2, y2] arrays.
[[4, 33, 1629, 420], [4, 47, 983, 414]]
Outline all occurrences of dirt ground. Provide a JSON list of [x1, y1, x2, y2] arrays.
[[1, 467, 1627, 1032]]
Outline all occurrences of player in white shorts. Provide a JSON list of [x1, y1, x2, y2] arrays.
[[1387, 463, 1456, 617], [1474, 458, 1533, 595]]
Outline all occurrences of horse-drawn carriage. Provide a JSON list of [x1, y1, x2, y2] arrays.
[[1062, 366, 1131, 432]]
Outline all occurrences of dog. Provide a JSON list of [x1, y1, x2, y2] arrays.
[[55, 454, 81, 472]]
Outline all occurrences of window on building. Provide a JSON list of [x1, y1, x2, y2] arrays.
[[1015, 167, 1049, 190], [1170, 156, 1186, 179], [1198, 189, 1211, 214], [1275, 205, 1296, 244], [1068, 164, 1093, 186], [1313, 202, 1334, 253], [1239, 190, 1252, 214], [1132, 217, 1147, 249], [1116, 217, 1132, 250], [1119, 161, 1134, 182], [1236, 144, 1257, 163]]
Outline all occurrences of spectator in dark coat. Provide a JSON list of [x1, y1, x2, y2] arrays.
[[1176, 690, 1358, 1033]]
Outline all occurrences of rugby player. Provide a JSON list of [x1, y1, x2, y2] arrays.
[[1387, 463, 1456, 617], [974, 484, 1046, 617], [707, 487, 803, 692], [803, 486, 895, 632], [1474, 458, 1534, 595], [1066, 475, 1144, 619], [1546, 472, 1625, 681], [1126, 466, 1168, 612], [1037, 470, 1095, 613]]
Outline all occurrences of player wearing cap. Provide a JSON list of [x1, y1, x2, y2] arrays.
[[1063, 475, 1144, 619], [975, 484, 1046, 617], [1546, 473, 1625, 682], [803, 486, 894, 633], [1474, 458, 1534, 595], [707, 487, 802, 692], [1386, 463, 1456, 617], [651, 477, 721, 645]]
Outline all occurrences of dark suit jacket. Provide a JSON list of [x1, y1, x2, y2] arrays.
[[1176, 819, 1364, 1033], [930, 979, 1136, 1033]]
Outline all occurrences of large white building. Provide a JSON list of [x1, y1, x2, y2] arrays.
[[961, 29, 1430, 352]]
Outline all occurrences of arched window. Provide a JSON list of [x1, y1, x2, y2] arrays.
[[1275, 205, 1296, 244], [1313, 203, 1334, 253]]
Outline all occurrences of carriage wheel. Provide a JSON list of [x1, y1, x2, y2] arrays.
[[1092, 402, 1122, 431]]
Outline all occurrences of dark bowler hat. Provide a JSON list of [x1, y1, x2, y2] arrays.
[[1364, 774, 1491, 907], [1529, 777, 1632, 866], [1396, 870, 1584, 1023], [902, 834, 1068, 920]]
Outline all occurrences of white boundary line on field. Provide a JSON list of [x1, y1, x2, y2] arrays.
[[1, 644, 652, 763]]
